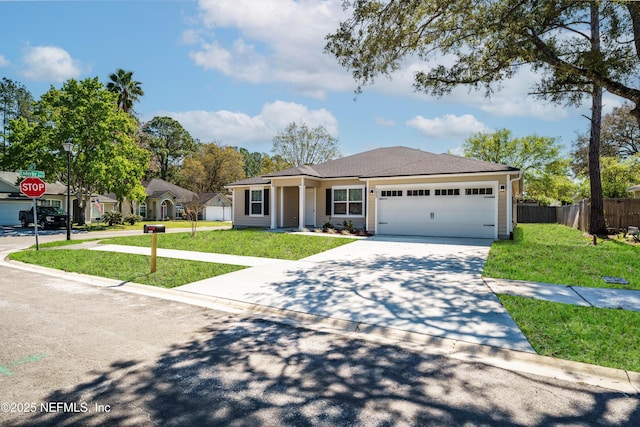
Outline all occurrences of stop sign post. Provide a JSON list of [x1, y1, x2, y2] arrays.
[[19, 177, 47, 250]]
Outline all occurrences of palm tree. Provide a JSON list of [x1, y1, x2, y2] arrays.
[[106, 69, 144, 115]]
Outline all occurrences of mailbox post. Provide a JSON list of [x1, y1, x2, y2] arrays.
[[143, 224, 166, 273]]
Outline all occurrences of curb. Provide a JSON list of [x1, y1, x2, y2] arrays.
[[3, 256, 638, 395]]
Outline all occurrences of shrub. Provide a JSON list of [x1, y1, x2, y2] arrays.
[[342, 220, 354, 233], [102, 211, 123, 226], [124, 214, 143, 225]]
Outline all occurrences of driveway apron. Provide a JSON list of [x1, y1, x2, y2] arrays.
[[178, 236, 535, 352]]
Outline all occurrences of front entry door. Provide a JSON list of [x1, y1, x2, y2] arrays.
[[305, 188, 315, 227]]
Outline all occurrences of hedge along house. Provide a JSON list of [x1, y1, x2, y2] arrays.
[[227, 147, 522, 240]]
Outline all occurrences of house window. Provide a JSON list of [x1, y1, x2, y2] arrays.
[[381, 190, 403, 197], [250, 189, 263, 216], [39, 199, 62, 209], [333, 186, 364, 216], [244, 188, 269, 217], [138, 202, 147, 218], [435, 188, 460, 196], [465, 187, 494, 196], [407, 189, 430, 197]]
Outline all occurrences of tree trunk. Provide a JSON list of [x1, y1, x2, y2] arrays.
[[589, 85, 606, 235], [588, 3, 607, 236]]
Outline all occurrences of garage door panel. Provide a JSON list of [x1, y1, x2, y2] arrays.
[[377, 187, 496, 239]]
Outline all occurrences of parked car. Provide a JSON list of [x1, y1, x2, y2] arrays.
[[19, 206, 68, 229]]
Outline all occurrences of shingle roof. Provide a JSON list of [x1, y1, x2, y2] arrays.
[[227, 176, 272, 186], [143, 178, 196, 201], [228, 147, 518, 186]]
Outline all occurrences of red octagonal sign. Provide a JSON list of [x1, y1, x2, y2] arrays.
[[20, 177, 47, 198]]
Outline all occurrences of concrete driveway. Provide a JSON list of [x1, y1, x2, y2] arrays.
[[178, 235, 534, 352]]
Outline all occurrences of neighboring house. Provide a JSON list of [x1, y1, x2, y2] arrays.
[[125, 178, 197, 221], [0, 171, 115, 226], [226, 146, 522, 240], [118, 180, 233, 221], [202, 192, 232, 221], [627, 184, 640, 199]]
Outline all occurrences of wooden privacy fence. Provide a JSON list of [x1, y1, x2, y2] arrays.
[[602, 198, 640, 230], [517, 198, 640, 232]]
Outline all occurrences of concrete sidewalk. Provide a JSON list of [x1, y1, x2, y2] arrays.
[[484, 278, 640, 312]]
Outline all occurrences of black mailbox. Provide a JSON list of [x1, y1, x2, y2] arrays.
[[143, 224, 166, 234]]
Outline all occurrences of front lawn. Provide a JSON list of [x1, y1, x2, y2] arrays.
[[484, 224, 639, 290], [9, 249, 244, 288], [9, 229, 355, 288], [75, 220, 230, 232], [499, 295, 640, 372], [105, 229, 356, 260]]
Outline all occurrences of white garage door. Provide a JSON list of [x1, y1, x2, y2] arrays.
[[376, 184, 497, 239], [0, 201, 31, 226], [205, 206, 231, 221]]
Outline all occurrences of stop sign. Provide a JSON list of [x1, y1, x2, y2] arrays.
[[19, 177, 47, 198]]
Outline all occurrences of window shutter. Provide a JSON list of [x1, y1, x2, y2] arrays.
[[264, 189, 270, 216], [325, 188, 332, 215], [244, 190, 250, 215]]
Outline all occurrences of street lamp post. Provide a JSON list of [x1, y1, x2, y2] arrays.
[[62, 140, 74, 240]]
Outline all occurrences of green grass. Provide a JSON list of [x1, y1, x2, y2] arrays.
[[484, 224, 639, 289], [105, 229, 356, 260], [8, 249, 244, 288], [499, 295, 640, 372]]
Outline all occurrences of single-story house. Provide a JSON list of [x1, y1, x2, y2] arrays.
[[119, 180, 233, 221], [627, 184, 640, 199], [0, 171, 116, 226], [226, 146, 522, 240], [122, 178, 197, 221]]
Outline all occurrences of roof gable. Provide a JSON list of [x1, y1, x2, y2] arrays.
[[143, 178, 196, 201]]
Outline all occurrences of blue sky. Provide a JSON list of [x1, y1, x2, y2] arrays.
[[0, 0, 622, 158]]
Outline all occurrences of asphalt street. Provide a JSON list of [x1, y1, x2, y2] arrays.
[[1, 263, 638, 426]]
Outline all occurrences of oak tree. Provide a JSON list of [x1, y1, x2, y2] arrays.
[[326, 0, 640, 234], [6, 77, 148, 224], [140, 116, 196, 182]]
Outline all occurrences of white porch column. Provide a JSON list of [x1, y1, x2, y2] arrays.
[[299, 180, 306, 230], [279, 187, 284, 228], [270, 185, 277, 229], [231, 190, 235, 225], [506, 175, 512, 235]]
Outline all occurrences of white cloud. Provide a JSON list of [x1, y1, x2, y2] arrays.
[[0, 55, 9, 67], [186, 0, 353, 98], [21, 46, 82, 82], [406, 114, 489, 140], [187, 1, 581, 122], [146, 100, 338, 148], [367, 58, 575, 122]]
